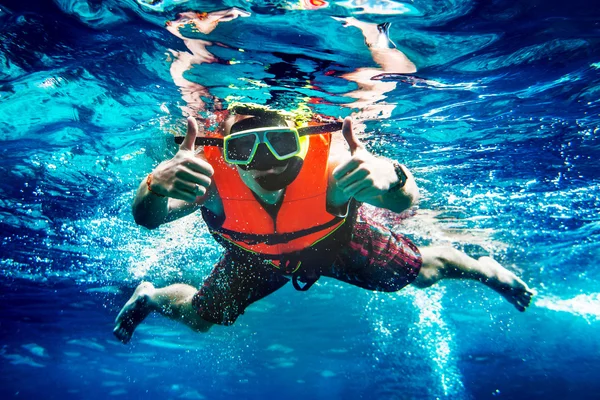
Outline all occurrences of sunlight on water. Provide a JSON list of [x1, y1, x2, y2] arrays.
[[365, 287, 464, 398], [535, 293, 600, 323], [409, 287, 464, 398], [58, 203, 222, 285], [124, 216, 217, 281]]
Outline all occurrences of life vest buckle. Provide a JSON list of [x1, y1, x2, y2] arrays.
[[292, 272, 318, 292], [279, 256, 319, 291]]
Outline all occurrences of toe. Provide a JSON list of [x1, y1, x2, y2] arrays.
[[520, 292, 533, 305], [515, 295, 532, 311], [114, 328, 130, 344]]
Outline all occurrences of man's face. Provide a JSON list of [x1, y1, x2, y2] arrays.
[[223, 114, 304, 192]]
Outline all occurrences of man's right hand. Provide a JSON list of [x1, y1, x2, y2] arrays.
[[147, 117, 215, 203]]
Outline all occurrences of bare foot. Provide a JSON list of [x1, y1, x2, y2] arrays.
[[113, 282, 155, 344], [478, 257, 535, 312]]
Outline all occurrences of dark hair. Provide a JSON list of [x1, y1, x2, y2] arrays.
[[229, 105, 288, 134]]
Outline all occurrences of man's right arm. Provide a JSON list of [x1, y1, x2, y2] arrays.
[[132, 117, 215, 229], [327, 117, 420, 215], [132, 177, 211, 229]]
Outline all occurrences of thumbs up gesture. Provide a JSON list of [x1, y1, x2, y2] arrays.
[[332, 117, 400, 203], [147, 117, 215, 203]]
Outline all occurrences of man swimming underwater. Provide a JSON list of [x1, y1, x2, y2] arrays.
[[114, 105, 534, 343]]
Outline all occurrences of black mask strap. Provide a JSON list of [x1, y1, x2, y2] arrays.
[[172, 122, 343, 146]]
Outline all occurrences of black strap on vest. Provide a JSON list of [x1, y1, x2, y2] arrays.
[[210, 216, 344, 247]]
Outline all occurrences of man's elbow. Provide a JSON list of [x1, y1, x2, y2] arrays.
[[132, 209, 162, 230], [133, 216, 158, 230], [407, 184, 420, 208]]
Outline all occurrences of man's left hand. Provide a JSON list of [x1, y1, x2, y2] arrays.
[[332, 117, 399, 203]]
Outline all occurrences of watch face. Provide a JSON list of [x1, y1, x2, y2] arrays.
[[393, 162, 407, 189]]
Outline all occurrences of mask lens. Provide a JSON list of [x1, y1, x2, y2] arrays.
[[226, 133, 258, 163], [266, 130, 299, 159]]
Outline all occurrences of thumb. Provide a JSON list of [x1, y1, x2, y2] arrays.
[[342, 116, 362, 155], [180, 117, 199, 151]]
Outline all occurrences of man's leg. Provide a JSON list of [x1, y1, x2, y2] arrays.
[[413, 246, 535, 311], [114, 252, 290, 344], [114, 282, 212, 344]]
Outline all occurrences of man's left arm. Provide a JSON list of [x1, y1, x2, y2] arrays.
[[328, 117, 419, 214]]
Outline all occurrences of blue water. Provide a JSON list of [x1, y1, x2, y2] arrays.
[[1, 0, 599, 399]]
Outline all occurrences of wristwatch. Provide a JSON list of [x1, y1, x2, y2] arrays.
[[389, 161, 408, 191]]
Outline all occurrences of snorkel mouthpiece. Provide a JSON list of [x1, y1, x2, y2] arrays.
[[253, 156, 304, 191]]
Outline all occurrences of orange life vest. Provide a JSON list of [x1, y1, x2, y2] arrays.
[[203, 133, 346, 273]]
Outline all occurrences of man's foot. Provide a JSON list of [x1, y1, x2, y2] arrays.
[[113, 282, 155, 344], [478, 257, 535, 312]]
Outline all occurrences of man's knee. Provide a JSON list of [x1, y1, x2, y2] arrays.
[[413, 245, 458, 288], [413, 266, 440, 288], [420, 246, 458, 268]]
